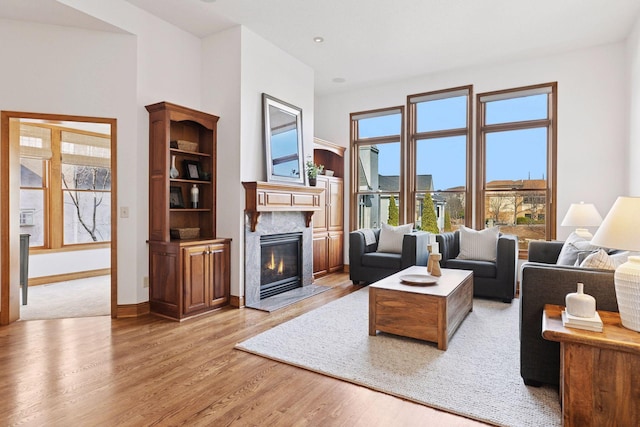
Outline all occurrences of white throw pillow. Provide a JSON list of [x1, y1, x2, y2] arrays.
[[556, 232, 600, 266], [377, 223, 413, 254], [456, 226, 499, 262], [580, 249, 629, 270]]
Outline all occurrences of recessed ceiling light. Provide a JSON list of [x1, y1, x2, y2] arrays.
[[332, 77, 346, 83], [313, 36, 324, 43], [201, 0, 216, 3]]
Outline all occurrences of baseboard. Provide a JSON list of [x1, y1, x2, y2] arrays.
[[344, 264, 350, 273], [230, 295, 244, 308], [117, 301, 150, 318], [28, 268, 111, 287]]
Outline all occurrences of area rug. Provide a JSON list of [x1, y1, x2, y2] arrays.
[[236, 287, 560, 427]]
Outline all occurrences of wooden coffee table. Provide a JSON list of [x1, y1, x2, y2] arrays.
[[368, 266, 473, 350]]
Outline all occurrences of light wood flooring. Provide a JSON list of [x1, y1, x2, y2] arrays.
[[0, 273, 487, 426]]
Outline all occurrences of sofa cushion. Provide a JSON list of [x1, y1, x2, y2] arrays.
[[446, 259, 497, 278], [456, 226, 499, 262], [377, 223, 413, 254], [579, 249, 629, 270], [362, 252, 403, 270], [556, 232, 600, 266]]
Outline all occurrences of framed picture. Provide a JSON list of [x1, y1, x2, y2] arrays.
[[169, 186, 184, 208], [182, 160, 202, 180]]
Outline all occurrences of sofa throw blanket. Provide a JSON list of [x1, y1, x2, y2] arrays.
[[360, 228, 377, 246]]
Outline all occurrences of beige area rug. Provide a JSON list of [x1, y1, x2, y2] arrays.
[[236, 287, 560, 427], [20, 276, 110, 320]]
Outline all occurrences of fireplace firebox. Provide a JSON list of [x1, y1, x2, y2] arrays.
[[260, 232, 303, 299]]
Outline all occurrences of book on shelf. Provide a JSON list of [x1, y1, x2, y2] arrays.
[[561, 310, 603, 332]]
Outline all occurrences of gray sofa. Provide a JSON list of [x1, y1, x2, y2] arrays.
[[519, 240, 617, 387], [435, 231, 518, 302], [349, 229, 430, 284]]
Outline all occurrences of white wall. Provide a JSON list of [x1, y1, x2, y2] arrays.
[[315, 42, 629, 251], [29, 249, 110, 278], [628, 13, 640, 196], [202, 26, 314, 298]]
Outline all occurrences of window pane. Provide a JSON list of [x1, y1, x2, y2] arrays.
[[358, 143, 400, 192], [63, 190, 111, 244], [485, 128, 547, 183], [485, 94, 547, 124], [416, 136, 466, 191], [415, 192, 466, 233], [357, 193, 400, 229], [416, 96, 467, 132], [62, 165, 112, 191], [19, 189, 45, 247], [484, 191, 546, 250], [20, 158, 44, 187], [357, 113, 401, 138]]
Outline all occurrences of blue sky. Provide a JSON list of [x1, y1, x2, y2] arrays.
[[358, 94, 547, 190]]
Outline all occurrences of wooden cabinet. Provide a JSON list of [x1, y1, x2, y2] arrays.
[[312, 138, 345, 277], [146, 101, 231, 320]]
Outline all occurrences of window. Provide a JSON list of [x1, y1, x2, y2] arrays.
[[19, 122, 111, 248], [350, 107, 404, 229], [477, 83, 557, 252], [408, 86, 472, 233]]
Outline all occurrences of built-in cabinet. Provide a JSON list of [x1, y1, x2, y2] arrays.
[[312, 138, 345, 277], [146, 101, 231, 320]]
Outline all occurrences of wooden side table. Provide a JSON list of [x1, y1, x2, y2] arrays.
[[542, 304, 640, 426]]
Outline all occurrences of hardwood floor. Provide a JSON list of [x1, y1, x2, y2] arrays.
[[0, 273, 486, 426]]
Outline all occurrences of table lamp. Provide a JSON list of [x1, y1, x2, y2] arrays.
[[560, 201, 603, 239], [591, 196, 640, 332]]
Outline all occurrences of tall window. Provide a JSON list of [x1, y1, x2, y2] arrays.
[[350, 107, 404, 229], [477, 83, 557, 252], [19, 122, 111, 248], [408, 86, 472, 233]]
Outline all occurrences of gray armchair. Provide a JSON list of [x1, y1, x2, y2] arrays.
[[519, 240, 617, 387], [435, 231, 518, 302], [349, 229, 430, 284]]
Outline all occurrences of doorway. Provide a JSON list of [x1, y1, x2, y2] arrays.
[[1, 111, 117, 324]]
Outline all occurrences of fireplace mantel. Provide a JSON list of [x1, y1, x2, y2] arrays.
[[242, 181, 324, 232]]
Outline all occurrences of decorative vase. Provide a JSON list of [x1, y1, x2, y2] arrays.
[[309, 177, 317, 187], [565, 282, 596, 318], [170, 155, 179, 179], [190, 184, 199, 208], [614, 256, 640, 331]]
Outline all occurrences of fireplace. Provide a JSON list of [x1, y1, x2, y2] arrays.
[[260, 232, 302, 299]]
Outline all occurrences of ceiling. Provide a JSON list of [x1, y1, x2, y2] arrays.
[[1, 1, 639, 95]]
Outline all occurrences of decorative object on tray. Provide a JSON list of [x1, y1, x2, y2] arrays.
[[591, 196, 640, 332], [170, 227, 200, 240], [190, 184, 199, 208], [560, 201, 603, 239], [172, 139, 198, 152], [169, 186, 184, 208], [565, 282, 596, 318], [182, 159, 202, 180], [399, 274, 438, 285], [170, 155, 179, 179], [561, 309, 603, 332], [427, 253, 442, 277], [305, 158, 324, 187]]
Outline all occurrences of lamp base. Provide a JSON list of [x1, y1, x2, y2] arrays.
[[574, 228, 593, 239], [614, 256, 640, 332]]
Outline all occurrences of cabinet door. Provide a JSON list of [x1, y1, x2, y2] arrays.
[[208, 242, 230, 309], [183, 245, 209, 314], [313, 234, 329, 276], [328, 178, 343, 231], [149, 244, 180, 318], [328, 232, 344, 272]]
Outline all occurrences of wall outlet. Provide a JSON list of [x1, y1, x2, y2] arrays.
[[143, 276, 149, 288], [120, 206, 129, 218]]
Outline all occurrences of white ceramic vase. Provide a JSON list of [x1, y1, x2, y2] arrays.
[[170, 155, 179, 179], [614, 255, 640, 332], [565, 282, 596, 318]]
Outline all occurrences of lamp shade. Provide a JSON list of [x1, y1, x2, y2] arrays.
[[591, 197, 640, 251], [560, 202, 603, 227]]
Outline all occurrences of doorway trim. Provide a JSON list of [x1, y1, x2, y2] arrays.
[[1, 111, 117, 324]]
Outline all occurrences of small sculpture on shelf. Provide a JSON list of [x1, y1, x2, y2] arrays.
[[190, 184, 199, 208]]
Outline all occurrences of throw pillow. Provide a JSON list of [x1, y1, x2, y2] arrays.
[[580, 249, 630, 270], [376, 223, 413, 254], [556, 232, 600, 266], [456, 226, 499, 262]]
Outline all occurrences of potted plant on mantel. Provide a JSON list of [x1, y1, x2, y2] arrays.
[[305, 159, 324, 187]]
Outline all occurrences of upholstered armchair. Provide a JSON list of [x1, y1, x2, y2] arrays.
[[435, 230, 518, 302], [349, 228, 430, 284]]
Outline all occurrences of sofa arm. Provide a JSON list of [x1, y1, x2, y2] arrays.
[[496, 234, 518, 290], [400, 231, 430, 269], [527, 240, 564, 264]]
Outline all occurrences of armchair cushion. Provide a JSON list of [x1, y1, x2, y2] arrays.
[[446, 259, 497, 278], [457, 226, 499, 261], [377, 223, 413, 253], [556, 231, 599, 265], [362, 252, 402, 270]]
